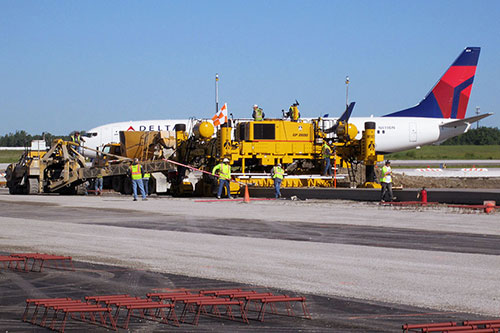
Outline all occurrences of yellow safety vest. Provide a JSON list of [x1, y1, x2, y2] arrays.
[[71, 134, 81, 143], [272, 166, 284, 180], [289, 106, 299, 121], [322, 143, 331, 158], [380, 165, 392, 183], [254, 108, 263, 121], [212, 163, 231, 180], [143, 173, 151, 179], [130, 164, 142, 180]]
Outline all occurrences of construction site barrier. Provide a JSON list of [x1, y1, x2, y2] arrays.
[[0, 255, 26, 270], [241, 295, 311, 322], [403, 320, 500, 333], [98, 295, 179, 329], [381, 202, 498, 214], [22, 288, 311, 330], [10, 253, 74, 272], [180, 298, 248, 325], [23, 298, 116, 333]]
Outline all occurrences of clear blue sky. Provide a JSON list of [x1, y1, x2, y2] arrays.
[[1, 0, 499, 135]]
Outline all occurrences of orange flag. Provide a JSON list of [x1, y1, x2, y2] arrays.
[[212, 103, 227, 126]]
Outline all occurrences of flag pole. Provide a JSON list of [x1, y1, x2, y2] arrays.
[[215, 73, 219, 114]]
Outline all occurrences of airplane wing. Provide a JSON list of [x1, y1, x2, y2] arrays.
[[440, 113, 493, 128]]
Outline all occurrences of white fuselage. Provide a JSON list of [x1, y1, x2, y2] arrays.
[[337, 116, 469, 153], [83, 119, 193, 158], [82, 117, 470, 158]]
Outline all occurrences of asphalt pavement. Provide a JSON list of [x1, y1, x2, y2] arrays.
[[0, 189, 499, 332]]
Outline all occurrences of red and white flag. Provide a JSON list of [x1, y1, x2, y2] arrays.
[[212, 103, 228, 126]]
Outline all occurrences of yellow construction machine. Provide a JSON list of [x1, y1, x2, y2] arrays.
[[6, 139, 87, 194], [171, 106, 384, 196], [6, 131, 178, 195]]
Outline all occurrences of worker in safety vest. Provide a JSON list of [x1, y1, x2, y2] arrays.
[[252, 104, 265, 121], [94, 169, 103, 196], [271, 163, 285, 198], [321, 141, 333, 176], [380, 160, 394, 202], [129, 158, 147, 201], [212, 158, 233, 199], [288, 102, 300, 122], [142, 172, 151, 196], [71, 131, 86, 154]]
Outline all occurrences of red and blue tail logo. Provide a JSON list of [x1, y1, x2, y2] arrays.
[[384, 47, 480, 119]]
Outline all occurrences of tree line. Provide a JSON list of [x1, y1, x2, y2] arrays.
[[442, 127, 500, 145], [0, 130, 73, 147]]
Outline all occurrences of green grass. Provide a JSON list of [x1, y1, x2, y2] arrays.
[[386, 145, 500, 160], [1, 145, 499, 164], [0, 150, 24, 163]]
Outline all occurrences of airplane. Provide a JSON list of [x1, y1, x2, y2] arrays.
[[83, 119, 194, 158], [82, 46, 491, 158]]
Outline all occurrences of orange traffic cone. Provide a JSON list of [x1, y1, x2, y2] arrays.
[[244, 185, 250, 203], [485, 202, 494, 214]]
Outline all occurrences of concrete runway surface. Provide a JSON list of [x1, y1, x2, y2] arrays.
[[0, 189, 499, 331]]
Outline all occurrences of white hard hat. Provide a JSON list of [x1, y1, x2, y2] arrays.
[[277, 163, 282, 167], [253, 104, 258, 108], [223, 158, 229, 163]]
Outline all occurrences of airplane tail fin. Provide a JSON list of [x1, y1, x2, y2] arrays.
[[384, 47, 480, 119]]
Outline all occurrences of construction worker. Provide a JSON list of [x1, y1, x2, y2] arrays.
[[142, 172, 151, 196], [380, 160, 394, 202], [212, 158, 233, 199], [271, 162, 285, 198], [94, 170, 103, 195], [252, 104, 265, 121], [322, 140, 333, 176], [71, 131, 85, 154], [129, 158, 147, 201], [288, 101, 300, 122]]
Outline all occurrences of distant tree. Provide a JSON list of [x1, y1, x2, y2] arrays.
[[442, 127, 500, 145], [0, 131, 72, 147]]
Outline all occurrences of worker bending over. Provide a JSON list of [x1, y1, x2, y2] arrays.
[[212, 158, 233, 199], [252, 104, 265, 121], [271, 163, 285, 198], [129, 158, 147, 201]]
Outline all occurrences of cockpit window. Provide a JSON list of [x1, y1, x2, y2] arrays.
[[84, 132, 98, 137]]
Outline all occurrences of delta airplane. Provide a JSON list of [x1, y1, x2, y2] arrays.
[[83, 47, 490, 158]]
